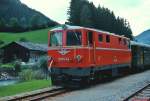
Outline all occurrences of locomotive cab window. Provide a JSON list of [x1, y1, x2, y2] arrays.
[[106, 35, 110, 43], [49, 31, 63, 46], [66, 30, 82, 46], [98, 34, 103, 42]]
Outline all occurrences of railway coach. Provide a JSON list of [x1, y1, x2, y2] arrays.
[[47, 25, 132, 87], [131, 41, 150, 70]]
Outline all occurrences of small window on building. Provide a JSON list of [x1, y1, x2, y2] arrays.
[[98, 34, 103, 42], [106, 35, 110, 43]]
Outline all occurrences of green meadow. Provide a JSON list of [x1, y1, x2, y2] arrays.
[[0, 28, 51, 44]]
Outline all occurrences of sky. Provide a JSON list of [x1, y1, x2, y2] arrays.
[[20, 0, 150, 36]]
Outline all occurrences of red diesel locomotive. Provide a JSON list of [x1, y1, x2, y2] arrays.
[[48, 25, 131, 87]]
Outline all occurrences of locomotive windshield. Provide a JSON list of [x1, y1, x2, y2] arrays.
[[50, 31, 62, 46], [66, 31, 82, 46]]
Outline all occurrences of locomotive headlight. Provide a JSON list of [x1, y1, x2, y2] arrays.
[[76, 55, 82, 62]]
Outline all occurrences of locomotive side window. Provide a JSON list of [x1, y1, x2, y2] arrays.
[[50, 32, 63, 46], [98, 34, 103, 42], [87, 31, 93, 46], [123, 39, 127, 45], [118, 38, 122, 44], [66, 31, 82, 46], [106, 35, 110, 43]]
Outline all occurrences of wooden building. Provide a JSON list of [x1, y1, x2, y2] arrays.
[[1, 42, 47, 63]]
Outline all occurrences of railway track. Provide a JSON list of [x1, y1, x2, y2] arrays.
[[0, 87, 72, 101], [123, 83, 150, 101]]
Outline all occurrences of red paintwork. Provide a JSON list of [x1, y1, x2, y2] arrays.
[[48, 27, 131, 69]]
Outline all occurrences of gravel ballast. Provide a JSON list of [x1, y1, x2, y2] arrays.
[[49, 70, 150, 101]]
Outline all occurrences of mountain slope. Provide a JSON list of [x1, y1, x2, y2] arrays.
[[0, 0, 58, 32], [136, 29, 150, 44]]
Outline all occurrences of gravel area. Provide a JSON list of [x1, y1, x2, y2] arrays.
[[48, 70, 150, 101]]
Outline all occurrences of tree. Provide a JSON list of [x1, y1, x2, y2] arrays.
[[9, 17, 20, 28], [30, 14, 40, 29], [0, 18, 6, 31], [68, 0, 88, 25], [80, 4, 93, 27]]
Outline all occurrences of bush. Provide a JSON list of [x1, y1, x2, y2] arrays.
[[19, 69, 45, 81], [39, 57, 48, 79], [14, 61, 21, 75], [32, 70, 45, 80], [19, 37, 28, 42], [0, 40, 4, 45], [19, 69, 33, 81]]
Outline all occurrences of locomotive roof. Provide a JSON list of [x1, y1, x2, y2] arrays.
[[51, 25, 129, 39], [131, 41, 150, 48]]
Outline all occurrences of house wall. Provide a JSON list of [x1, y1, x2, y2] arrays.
[[2, 43, 30, 63], [28, 51, 46, 64]]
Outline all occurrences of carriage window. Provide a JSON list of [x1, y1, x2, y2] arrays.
[[66, 31, 82, 46], [98, 34, 103, 42], [50, 31, 62, 46], [106, 35, 110, 43]]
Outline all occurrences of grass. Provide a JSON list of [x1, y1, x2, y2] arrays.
[[0, 80, 51, 97], [0, 28, 51, 44]]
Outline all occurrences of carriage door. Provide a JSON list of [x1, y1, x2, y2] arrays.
[[87, 31, 95, 65]]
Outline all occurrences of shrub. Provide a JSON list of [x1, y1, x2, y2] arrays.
[[14, 61, 21, 75], [0, 40, 4, 45], [39, 57, 48, 79], [19, 69, 45, 81], [32, 70, 45, 80], [19, 37, 28, 42], [19, 69, 33, 81]]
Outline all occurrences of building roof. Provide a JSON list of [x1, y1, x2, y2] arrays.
[[2, 41, 48, 52], [131, 41, 150, 48]]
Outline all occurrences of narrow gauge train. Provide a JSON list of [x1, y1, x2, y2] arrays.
[[47, 25, 150, 87]]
